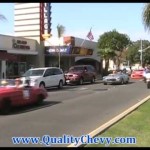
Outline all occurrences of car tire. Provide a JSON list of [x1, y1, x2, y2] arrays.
[[91, 76, 95, 84], [79, 78, 83, 85], [39, 82, 45, 89], [104, 82, 107, 85], [1, 100, 11, 115], [120, 79, 124, 85], [58, 80, 63, 89]]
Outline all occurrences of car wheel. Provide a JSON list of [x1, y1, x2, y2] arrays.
[[79, 78, 83, 85], [91, 76, 95, 84], [120, 79, 124, 85], [1, 100, 11, 115], [104, 82, 107, 85], [36, 95, 44, 105], [58, 80, 63, 89], [39, 82, 45, 89]]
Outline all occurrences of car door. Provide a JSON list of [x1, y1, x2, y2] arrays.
[[53, 68, 63, 86], [121, 72, 128, 82], [83, 66, 90, 81], [87, 66, 94, 81], [43, 69, 55, 87]]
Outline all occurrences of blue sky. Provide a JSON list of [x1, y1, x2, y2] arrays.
[[0, 3, 150, 42]]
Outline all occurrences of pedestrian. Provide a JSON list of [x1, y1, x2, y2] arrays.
[[15, 78, 23, 88]]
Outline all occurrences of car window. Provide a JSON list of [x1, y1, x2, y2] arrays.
[[87, 65, 95, 72], [44, 69, 54, 76], [69, 66, 84, 72], [53, 68, 63, 75], [24, 69, 45, 76]]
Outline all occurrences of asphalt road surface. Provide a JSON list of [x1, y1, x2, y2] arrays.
[[0, 79, 149, 147]]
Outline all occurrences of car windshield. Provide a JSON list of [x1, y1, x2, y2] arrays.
[[109, 73, 120, 76], [23, 69, 45, 77], [0, 79, 16, 87], [69, 66, 84, 72]]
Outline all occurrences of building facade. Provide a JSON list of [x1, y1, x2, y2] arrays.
[[12, 3, 101, 77], [14, 3, 52, 68], [0, 34, 38, 79], [44, 36, 101, 73]]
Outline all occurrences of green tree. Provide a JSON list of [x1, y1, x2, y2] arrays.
[[97, 48, 115, 75], [97, 29, 131, 73], [56, 24, 65, 68], [142, 3, 150, 32], [127, 40, 150, 66]]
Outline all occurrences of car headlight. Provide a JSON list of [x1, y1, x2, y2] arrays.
[[116, 77, 121, 80]]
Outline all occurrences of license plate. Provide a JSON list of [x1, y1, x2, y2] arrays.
[[23, 90, 30, 99], [66, 80, 70, 83]]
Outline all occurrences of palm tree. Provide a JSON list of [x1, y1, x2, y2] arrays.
[[57, 24, 65, 68], [142, 3, 150, 31], [97, 48, 115, 75]]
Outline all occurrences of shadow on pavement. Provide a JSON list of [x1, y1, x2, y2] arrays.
[[2, 101, 61, 115]]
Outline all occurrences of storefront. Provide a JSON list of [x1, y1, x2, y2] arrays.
[[44, 36, 101, 72], [0, 34, 38, 79]]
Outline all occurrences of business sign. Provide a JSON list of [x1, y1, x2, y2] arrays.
[[12, 39, 30, 50], [45, 45, 93, 56], [40, 3, 51, 41], [45, 46, 72, 55]]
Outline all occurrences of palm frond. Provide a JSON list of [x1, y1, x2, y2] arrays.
[[142, 3, 150, 31], [57, 24, 65, 38]]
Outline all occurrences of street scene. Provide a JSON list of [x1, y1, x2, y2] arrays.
[[0, 3, 150, 147], [0, 79, 149, 147]]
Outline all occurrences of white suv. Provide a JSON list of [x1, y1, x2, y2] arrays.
[[20, 67, 65, 89]]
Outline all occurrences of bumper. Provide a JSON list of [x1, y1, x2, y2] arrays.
[[103, 80, 121, 84], [65, 78, 80, 84], [131, 75, 143, 79]]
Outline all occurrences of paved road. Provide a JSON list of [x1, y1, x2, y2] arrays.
[[0, 79, 149, 147]]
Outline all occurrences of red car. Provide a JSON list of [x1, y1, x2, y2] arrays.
[[0, 79, 48, 114], [131, 69, 144, 79], [65, 65, 97, 85]]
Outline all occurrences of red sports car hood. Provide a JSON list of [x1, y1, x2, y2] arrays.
[[0, 86, 15, 93]]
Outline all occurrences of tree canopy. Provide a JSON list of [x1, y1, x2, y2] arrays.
[[97, 29, 131, 72]]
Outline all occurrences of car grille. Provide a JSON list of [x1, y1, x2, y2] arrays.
[[107, 79, 116, 81]]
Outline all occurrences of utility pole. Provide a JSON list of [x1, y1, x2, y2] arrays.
[[140, 39, 143, 67]]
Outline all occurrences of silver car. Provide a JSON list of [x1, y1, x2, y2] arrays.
[[103, 72, 129, 85]]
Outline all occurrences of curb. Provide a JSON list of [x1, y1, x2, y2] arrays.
[[67, 95, 150, 147]]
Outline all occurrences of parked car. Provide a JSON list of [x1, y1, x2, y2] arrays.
[[130, 69, 144, 79], [103, 72, 129, 85], [0, 79, 48, 114], [65, 65, 97, 85], [20, 67, 65, 89]]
